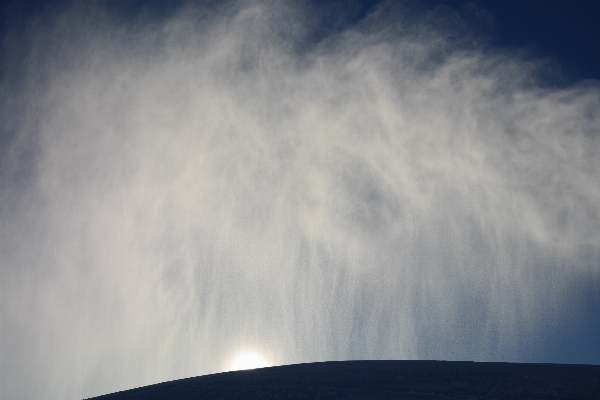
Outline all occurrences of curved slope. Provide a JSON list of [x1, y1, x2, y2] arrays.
[[87, 359, 600, 399]]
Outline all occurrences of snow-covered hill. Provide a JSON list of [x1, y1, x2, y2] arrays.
[[87, 360, 600, 399]]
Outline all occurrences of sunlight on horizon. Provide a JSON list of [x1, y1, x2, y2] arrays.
[[226, 351, 272, 371]]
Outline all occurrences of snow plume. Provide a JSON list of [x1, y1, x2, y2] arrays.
[[1, 1, 599, 398]]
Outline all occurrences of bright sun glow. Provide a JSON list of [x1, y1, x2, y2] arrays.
[[227, 351, 271, 371]]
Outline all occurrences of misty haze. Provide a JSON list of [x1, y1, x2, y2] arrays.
[[1, 1, 599, 399]]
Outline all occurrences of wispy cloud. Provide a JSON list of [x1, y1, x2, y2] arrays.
[[1, 1, 599, 398]]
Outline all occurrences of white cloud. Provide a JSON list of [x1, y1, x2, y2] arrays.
[[1, 1, 599, 399]]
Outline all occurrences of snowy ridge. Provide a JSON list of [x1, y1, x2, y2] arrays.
[[87, 359, 600, 399]]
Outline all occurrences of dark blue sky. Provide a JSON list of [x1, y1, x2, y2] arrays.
[[1, 4, 599, 399], [315, 0, 600, 83], [466, 0, 600, 83], [2, 1, 600, 82], [2, 0, 599, 366]]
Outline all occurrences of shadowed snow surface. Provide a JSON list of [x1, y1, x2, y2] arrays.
[[87, 360, 600, 399]]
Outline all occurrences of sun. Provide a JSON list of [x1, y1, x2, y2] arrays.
[[227, 351, 271, 371]]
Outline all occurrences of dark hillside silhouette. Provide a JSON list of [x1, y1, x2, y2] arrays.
[[88, 360, 600, 399]]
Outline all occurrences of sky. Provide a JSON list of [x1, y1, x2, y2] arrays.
[[1, 0, 599, 399]]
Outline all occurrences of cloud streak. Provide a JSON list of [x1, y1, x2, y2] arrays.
[[1, 1, 599, 398]]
